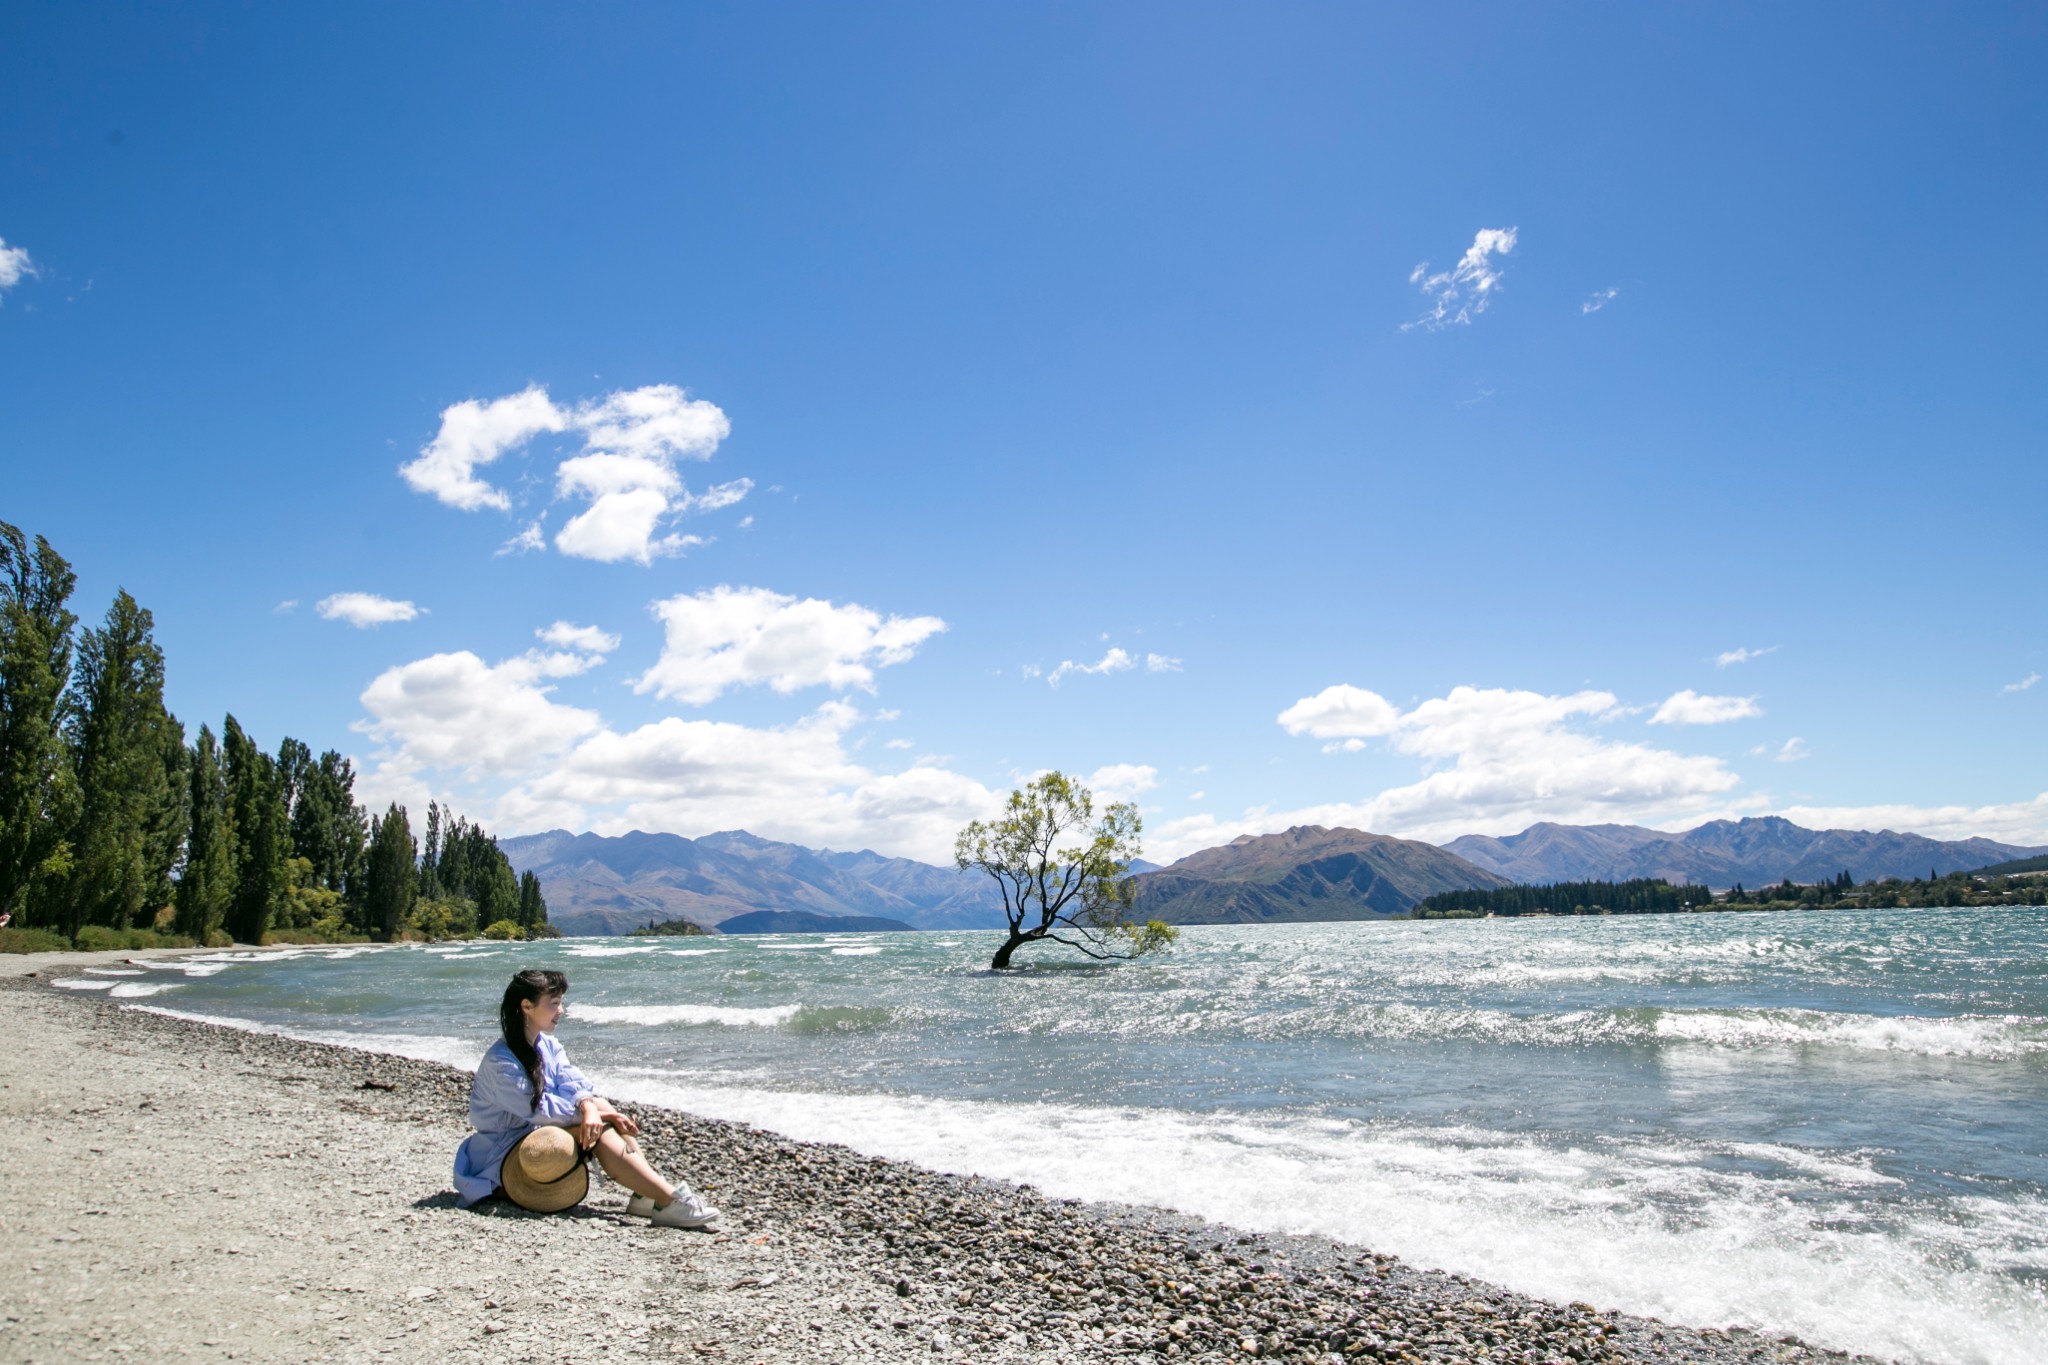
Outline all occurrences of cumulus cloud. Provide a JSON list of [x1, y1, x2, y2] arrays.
[[1145, 653, 1183, 673], [356, 648, 606, 782], [1715, 645, 1778, 668], [317, 592, 423, 628], [400, 387, 568, 513], [496, 519, 547, 557], [1047, 648, 1135, 688], [2002, 672, 2040, 694], [1649, 690, 1763, 726], [1084, 764, 1159, 804], [634, 586, 946, 705], [1150, 683, 1742, 860], [400, 383, 745, 563], [538, 621, 621, 654], [1404, 227, 1518, 331], [0, 238, 35, 296], [1582, 287, 1620, 314], [1772, 793, 2048, 848], [1770, 737, 1809, 763]]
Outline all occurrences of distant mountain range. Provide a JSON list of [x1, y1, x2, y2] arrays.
[[1443, 817, 2045, 888], [503, 817, 2046, 937], [1133, 826, 1506, 923], [498, 828, 1002, 936]]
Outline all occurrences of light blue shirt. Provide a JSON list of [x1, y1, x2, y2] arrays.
[[452, 1033, 596, 1206]]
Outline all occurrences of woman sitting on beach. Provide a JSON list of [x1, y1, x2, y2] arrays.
[[453, 968, 720, 1228]]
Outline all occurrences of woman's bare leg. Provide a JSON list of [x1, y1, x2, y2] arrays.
[[590, 1128, 675, 1205]]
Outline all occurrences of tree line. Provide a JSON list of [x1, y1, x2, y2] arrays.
[[1414, 878, 1719, 918], [0, 520, 547, 948], [1414, 868, 2044, 919]]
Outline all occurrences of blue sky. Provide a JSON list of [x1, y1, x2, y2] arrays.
[[4, 2, 2044, 862]]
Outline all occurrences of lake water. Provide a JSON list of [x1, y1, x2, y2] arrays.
[[59, 907, 2048, 1365]]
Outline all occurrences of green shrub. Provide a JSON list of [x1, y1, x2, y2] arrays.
[[482, 919, 524, 940], [74, 925, 197, 951], [0, 927, 73, 954]]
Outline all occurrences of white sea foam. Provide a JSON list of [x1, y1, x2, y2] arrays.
[[82, 967, 145, 976], [108, 982, 180, 999], [563, 944, 663, 957], [832, 946, 883, 956], [1654, 1008, 2048, 1060], [51, 978, 114, 990], [665, 949, 726, 957], [570, 1002, 801, 1028], [599, 1078, 2048, 1365]]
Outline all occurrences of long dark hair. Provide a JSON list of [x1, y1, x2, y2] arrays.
[[499, 969, 568, 1112]]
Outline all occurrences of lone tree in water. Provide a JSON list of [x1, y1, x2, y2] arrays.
[[955, 771, 1177, 970]]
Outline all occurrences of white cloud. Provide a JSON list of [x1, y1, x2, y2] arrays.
[[1649, 690, 1763, 726], [885, 738, 915, 750], [273, 599, 299, 615], [1047, 648, 1135, 688], [356, 648, 605, 782], [1771, 737, 1809, 763], [1085, 764, 1159, 804], [400, 387, 568, 512], [496, 519, 547, 557], [1404, 227, 1518, 331], [0, 238, 36, 295], [2002, 672, 2040, 694], [537, 621, 621, 655], [1277, 684, 1403, 739], [1145, 653, 1183, 673], [1582, 287, 1620, 314], [1151, 683, 1742, 860], [634, 585, 946, 705], [1188, 791, 1206, 802], [1715, 645, 1778, 668], [1772, 793, 2048, 848], [400, 383, 744, 564], [317, 592, 423, 628]]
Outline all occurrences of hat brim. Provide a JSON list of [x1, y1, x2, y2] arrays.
[[500, 1131, 590, 1213]]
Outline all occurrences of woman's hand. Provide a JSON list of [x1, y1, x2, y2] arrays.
[[601, 1109, 641, 1139], [573, 1099, 607, 1149]]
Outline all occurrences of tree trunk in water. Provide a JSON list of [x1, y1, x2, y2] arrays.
[[990, 931, 1033, 969]]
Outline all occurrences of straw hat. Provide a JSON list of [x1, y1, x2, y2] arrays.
[[500, 1126, 589, 1213]]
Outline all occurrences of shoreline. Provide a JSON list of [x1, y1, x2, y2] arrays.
[[0, 973, 1901, 1365]]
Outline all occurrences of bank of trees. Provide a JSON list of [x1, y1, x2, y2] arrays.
[[1414, 878, 1719, 919], [0, 520, 546, 947]]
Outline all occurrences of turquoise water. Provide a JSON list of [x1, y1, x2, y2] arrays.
[[59, 907, 2048, 1365]]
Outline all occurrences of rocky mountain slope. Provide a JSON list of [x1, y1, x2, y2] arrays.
[[1132, 826, 1508, 924], [498, 828, 1001, 936], [1443, 817, 2044, 888]]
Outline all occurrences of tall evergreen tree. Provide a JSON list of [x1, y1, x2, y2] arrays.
[[516, 870, 548, 931], [61, 591, 186, 936], [174, 725, 233, 940], [0, 521, 79, 925], [287, 747, 365, 898], [221, 715, 287, 943], [365, 803, 416, 940]]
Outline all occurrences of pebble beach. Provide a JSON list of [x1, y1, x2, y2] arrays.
[[0, 957, 1899, 1365]]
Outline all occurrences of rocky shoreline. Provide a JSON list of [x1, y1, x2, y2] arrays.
[[1, 966, 1902, 1365]]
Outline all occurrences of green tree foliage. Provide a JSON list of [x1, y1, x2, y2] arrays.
[[364, 802, 417, 939], [955, 770, 1177, 970], [174, 725, 233, 940], [0, 521, 79, 924], [60, 591, 186, 937], [1415, 878, 1720, 919], [516, 870, 549, 933], [222, 715, 288, 943]]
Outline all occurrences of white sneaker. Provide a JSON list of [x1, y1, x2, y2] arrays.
[[650, 1191, 721, 1229]]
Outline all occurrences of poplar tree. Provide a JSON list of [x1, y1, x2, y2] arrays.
[[365, 803, 416, 939], [222, 715, 287, 943], [175, 725, 233, 940], [62, 591, 186, 936], [0, 521, 79, 925], [517, 870, 548, 932]]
